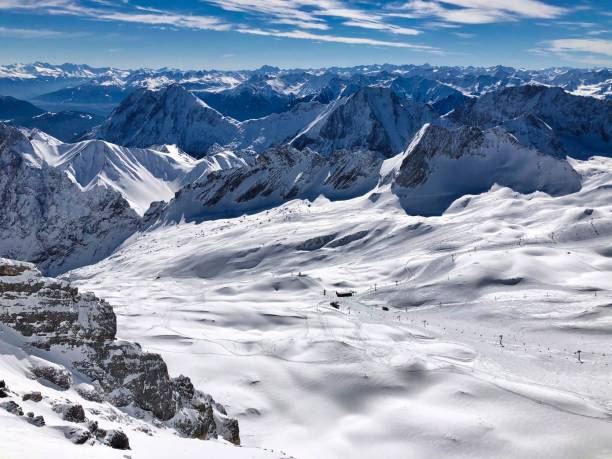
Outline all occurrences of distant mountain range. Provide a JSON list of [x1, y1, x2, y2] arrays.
[[2, 72, 608, 271], [0, 95, 103, 142], [0, 62, 609, 119]]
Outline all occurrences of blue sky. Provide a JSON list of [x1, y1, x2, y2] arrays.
[[0, 0, 610, 70]]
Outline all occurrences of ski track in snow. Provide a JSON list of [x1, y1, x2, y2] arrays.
[[62, 156, 612, 459]]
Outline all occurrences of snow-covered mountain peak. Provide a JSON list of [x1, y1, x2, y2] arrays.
[[94, 84, 240, 157], [0, 123, 42, 168], [29, 136, 202, 215], [449, 84, 612, 158], [291, 86, 437, 157], [0, 124, 139, 275], [385, 123, 582, 215]]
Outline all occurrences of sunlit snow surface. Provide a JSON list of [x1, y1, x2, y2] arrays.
[[66, 156, 612, 458]]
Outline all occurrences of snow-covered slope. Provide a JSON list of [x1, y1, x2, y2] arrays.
[[449, 85, 612, 158], [237, 100, 326, 152], [3, 62, 612, 459], [30, 136, 197, 215], [146, 146, 382, 223], [0, 258, 286, 458], [384, 124, 581, 215], [94, 84, 240, 157], [68, 154, 612, 459], [501, 114, 567, 158], [291, 86, 437, 157], [0, 124, 139, 275]]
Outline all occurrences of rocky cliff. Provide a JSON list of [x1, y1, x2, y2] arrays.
[[0, 257, 240, 444]]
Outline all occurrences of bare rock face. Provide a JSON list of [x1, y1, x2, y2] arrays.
[[22, 391, 43, 402], [0, 258, 240, 444], [31, 363, 73, 389], [63, 426, 92, 445], [146, 145, 382, 224], [0, 380, 8, 398], [448, 84, 612, 158], [291, 86, 437, 157], [1, 400, 24, 416], [54, 402, 86, 423], [94, 84, 240, 158], [0, 124, 139, 276], [26, 413, 45, 427], [101, 429, 131, 450], [0, 259, 116, 349], [385, 123, 582, 216]]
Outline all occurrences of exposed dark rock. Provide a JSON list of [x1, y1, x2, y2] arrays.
[[327, 230, 368, 248], [0, 124, 140, 276], [0, 258, 240, 441], [63, 426, 92, 445], [296, 234, 337, 251], [54, 402, 86, 423], [172, 375, 195, 401], [0, 264, 29, 276], [145, 146, 382, 225], [26, 414, 45, 427], [101, 429, 131, 450], [0, 400, 23, 416], [174, 405, 216, 439], [292, 86, 436, 157], [22, 391, 42, 402], [217, 416, 241, 445], [31, 364, 73, 389], [78, 342, 177, 420], [74, 383, 104, 402]]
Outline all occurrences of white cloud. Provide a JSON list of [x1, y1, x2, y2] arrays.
[[453, 32, 475, 38], [532, 38, 612, 67], [546, 38, 612, 57], [0, 26, 68, 38], [238, 27, 436, 50], [0, 0, 438, 51], [94, 10, 231, 31], [391, 0, 566, 24], [342, 20, 420, 36], [206, 0, 422, 36]]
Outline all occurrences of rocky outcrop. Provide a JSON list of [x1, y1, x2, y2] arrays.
[[0, 258, 240, 444]]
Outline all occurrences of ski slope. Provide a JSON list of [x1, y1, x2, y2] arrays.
[[68, 156, 612, 458]]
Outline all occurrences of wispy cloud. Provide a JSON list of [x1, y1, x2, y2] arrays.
[[238, 27, 436, 50], [342, 20, 420, 36], [204, 0, 422, 36], [0, 0, 436, 50], [389, 0, 567, 24], [0, 26, 75, 38], [546, 38, 612, 58], [532, 38, 612, 66], [453, 32, 475, 38]]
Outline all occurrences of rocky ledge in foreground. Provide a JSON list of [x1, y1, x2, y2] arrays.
[[0, 258, 240, 445]]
